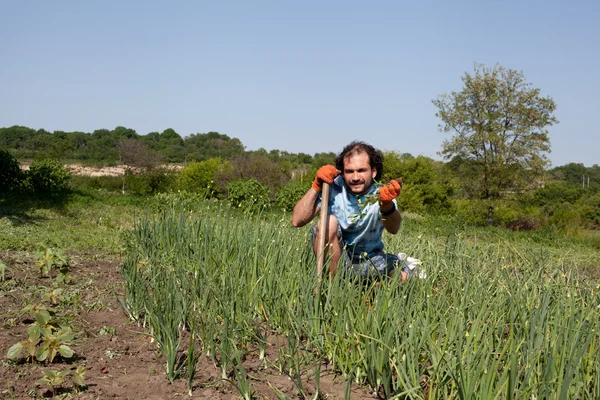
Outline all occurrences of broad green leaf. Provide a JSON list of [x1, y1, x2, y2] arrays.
[[58, 329, 75, 342], [40, 327, 52, 338], [47, 348, 58, 363], [58, 345, 74, 358], [25, 340, 37, 357], [28, 324, 41, 341], [7, 342, 23, 359], [35, 310, 51, 327], [72, 367, 86, 386], [35, 346, 49, 362]]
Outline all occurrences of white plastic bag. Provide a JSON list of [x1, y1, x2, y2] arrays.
[[398, 253, 426, 279]]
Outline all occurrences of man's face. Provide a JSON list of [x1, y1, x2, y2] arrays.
[[342, 151, 377, 196]]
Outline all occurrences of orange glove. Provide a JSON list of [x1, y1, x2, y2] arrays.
[[312, 165, 339, 192], [379, 178, 402, 206]]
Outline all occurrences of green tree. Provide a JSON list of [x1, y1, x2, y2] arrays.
[[433, 63, 558, 200], [383, 152, 453, 213], [184, 132, 244, 162], [0, 125, 36, 151]]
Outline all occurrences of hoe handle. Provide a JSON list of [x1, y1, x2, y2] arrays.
[[316, 182, 330, 280]]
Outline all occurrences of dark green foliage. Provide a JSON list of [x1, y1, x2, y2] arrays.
[[0, 149, 24, 193], [579, 193, 600, 228], [26, 160, 71, 194], [532, 182, 584, 206], [125, 167, 176, 195], [547, 202, 581, 234], [184, 131, 245, 162], [549, 163, 600, 189], [275, 180, 311, 211], [227, 178, 270, 214], [383, 152, 453, 214], [312, 152, 336, 169], [150, 128, 185, 162], [452, 199, 542, 230]]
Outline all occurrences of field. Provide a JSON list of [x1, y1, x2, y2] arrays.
[[1, 190, 599, 399]]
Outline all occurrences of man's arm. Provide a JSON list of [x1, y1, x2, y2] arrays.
[[379, 203, 401, 234], [292, 165, 339, 228], [378, 179, 402, 234], [291, 188, 320, 228]]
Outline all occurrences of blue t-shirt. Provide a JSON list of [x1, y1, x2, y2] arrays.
[[317, 176, 397, 258]]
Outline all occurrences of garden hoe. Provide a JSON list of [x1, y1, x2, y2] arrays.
[[316, 182, 330, 280]]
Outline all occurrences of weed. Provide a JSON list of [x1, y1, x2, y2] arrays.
[[6, 310, 75, 364], [37, 369, 70, 398], [34, 248, 70, 282]]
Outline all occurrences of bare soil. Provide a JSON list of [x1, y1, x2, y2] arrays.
[[20, 164, 184, 177], [0, 250, 378, 399]]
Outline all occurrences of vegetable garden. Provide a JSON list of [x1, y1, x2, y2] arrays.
[[117, 197, 600, 399]]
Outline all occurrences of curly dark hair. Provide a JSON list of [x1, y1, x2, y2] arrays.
[[335, 141, 384, 181]]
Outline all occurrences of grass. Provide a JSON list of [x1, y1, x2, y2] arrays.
[[2, 190, 599, 399], [0, 189, 150, 254]]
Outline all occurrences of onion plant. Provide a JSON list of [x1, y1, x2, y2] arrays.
[[120, 196, 600, 399]]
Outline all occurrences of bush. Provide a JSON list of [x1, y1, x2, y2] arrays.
[[0, 150, 24, 193], [124, 167, 176, 195], [227, 178, 270, 214], [531, 181, 584, 206], [175, 158, 228, 198], [580, 193, 600, 229], [547, 202, 581, 234], [26, 159, 71, 194], [218, 155, 288, 196], [275, 180, 311, 211], [452, 199, 490, 226], [397, 183, 452, 215]]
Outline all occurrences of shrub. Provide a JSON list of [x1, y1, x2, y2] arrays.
[[175, 158, 228, 198], [124, 167, 176, 195], [217, 155, 288, 196], [452, 199, 491, 226], [0, 149, 24, 193], [580, 193, 600, 229], [546, 202, 581, 234], [531, 181, 584, 206], [227, 178, 270, 214], [397, 183, 452, 215], [275, 180, 311, 211], [26, 159, 71, 194], [147, 167, 177, 194]]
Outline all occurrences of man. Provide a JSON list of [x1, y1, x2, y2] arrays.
[[291, 141, 411, 280]]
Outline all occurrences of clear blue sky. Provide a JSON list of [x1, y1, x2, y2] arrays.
[[1, 1, 598, 167]]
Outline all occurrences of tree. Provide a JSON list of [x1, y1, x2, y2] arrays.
[[184, 132, 245, 162], [433, 63, 558, 200], [117, 138, 161, 193]]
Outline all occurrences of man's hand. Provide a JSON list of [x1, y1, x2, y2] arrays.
[[379, 178, 402, 206], [312, 165, 340, 192]]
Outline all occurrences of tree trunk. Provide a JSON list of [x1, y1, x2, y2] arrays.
[[487, 205, 494, 226]]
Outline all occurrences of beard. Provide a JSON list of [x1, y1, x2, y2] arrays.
[[345, 178, 373, 196]]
